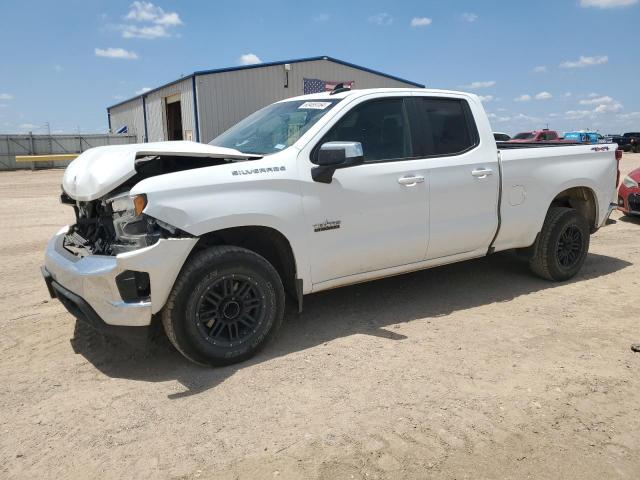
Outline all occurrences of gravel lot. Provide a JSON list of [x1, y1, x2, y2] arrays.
[[1, 154, 639, 479]]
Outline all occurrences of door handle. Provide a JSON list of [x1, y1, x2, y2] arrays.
[[398, 175, 425, 186], [471, 168, 493, 178]]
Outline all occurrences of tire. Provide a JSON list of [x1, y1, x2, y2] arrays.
[[529, 207, 590, 281], [162, 245, 285, 366]]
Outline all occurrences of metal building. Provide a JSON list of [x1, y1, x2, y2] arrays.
[[107, 56, 424, 144]]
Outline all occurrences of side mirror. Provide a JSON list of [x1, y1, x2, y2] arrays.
[[312, 141, 364, 183]]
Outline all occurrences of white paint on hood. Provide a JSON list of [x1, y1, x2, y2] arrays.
[[62, 141, 254, 201]]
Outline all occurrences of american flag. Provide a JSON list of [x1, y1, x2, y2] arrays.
[[303, 78, 354, 94]]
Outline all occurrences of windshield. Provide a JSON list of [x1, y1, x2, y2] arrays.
[[513, 132, 535, 140], [209, 99, 342, 155]]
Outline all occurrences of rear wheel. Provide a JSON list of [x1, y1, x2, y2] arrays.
[[529, 207, 590, 281], [162, 245, 285, 366]]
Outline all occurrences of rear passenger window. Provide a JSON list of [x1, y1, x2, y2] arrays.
[[416, 98, 478, 156], [319, 98, 413, 162]]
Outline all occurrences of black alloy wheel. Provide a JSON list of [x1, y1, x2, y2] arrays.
[[529, 206, 590, 281], [556, 225, 584, 269], [195, 274, 265, 348], [162, 245, 285, 366]]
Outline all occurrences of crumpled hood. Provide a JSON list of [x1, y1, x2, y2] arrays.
[[62, 141, 254, 201]]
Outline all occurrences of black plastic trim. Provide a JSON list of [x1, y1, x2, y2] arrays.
[[42, 267, 151, 347]]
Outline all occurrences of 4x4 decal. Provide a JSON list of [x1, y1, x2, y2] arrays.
[[313, 219, 341, 232]]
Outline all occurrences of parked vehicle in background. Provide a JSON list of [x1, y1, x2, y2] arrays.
[[618, 167, 640, 216], [493, 132, 511, 141], [611, 132, 640, 152], [508, 129, 562, 142], [42, 87, 620, 366], [563, 131, 606, 144]]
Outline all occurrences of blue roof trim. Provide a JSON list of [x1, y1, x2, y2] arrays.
[[106, 56, 424, 110]]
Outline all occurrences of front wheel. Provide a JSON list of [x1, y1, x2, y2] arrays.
[[529, 207, 590, 281], [162, 245, 285, 366]]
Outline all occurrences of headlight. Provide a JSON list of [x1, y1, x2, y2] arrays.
[[622, 176, 638, 188], [107, 193, 147, 215]]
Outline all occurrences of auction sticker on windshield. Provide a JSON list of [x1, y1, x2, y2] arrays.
[[299, 102, 332, 110]]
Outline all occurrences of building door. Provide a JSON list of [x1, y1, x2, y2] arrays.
[[165, 95, 183, 141]]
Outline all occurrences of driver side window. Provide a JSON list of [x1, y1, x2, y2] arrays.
[[320, 98, 413, 162]]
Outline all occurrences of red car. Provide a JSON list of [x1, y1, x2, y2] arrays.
[[618, 167, 640, 216], [508, 129, 563, 142]]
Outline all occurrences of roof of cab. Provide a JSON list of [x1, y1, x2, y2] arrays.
[[279, 87, 475, 103]]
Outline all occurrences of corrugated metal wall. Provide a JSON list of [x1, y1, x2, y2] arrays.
[[196, 59, 417, 142], [144, 78, 194, 142], [106, 59, 420, 144], [0, 134, 137, 170], [109, 98, 146, 143]]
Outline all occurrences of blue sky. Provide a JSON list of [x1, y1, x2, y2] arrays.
[[1, 0, 639, 136]]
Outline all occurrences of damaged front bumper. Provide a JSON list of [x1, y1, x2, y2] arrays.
[[43, 226, 198, 329]]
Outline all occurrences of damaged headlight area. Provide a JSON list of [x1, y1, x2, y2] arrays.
[[61, 190, 189, 256]]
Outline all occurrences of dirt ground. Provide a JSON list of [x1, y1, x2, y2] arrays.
[[1, 154, 639, 480]]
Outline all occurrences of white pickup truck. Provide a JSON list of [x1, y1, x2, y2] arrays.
[[42, 87, 620, 366]]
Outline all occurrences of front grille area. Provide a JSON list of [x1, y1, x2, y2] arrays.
[[629, 194, 640, 213]]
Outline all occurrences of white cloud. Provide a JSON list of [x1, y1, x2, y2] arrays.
[[513, 113, 538, 121], [618, 112, 640, 120], [478, 95, 493, 103], [125, 2, 182, 25], [580, 0, 637, 8], [533, 65, 547, 73], [535, 91, 553, 100], [95, 47, 138, 59], [113, 95, 126, 101], [564, 92, 573, 97], [314, 13, 330, 22], [122, 25, 170, 39], [486, 113, 511, 123], [462, 80, 496, 89], [514, 94, 531, 102], [594, 102, 622, 113], [461, 12, 478, 22], [577, 95, 623, 113], [238, 53, 262, 65], [410, 17, 432, 27], [120, 1, 182, 39], [135, 87, 151, 95], [0, 93, 13, 100], [565, 110, 593, 120], [580, 95, 614, 105], [560, 55, 608, 68], [368, 13, 393, 26], [565, 96, 623, 118], [53, 65, 63, 72]]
